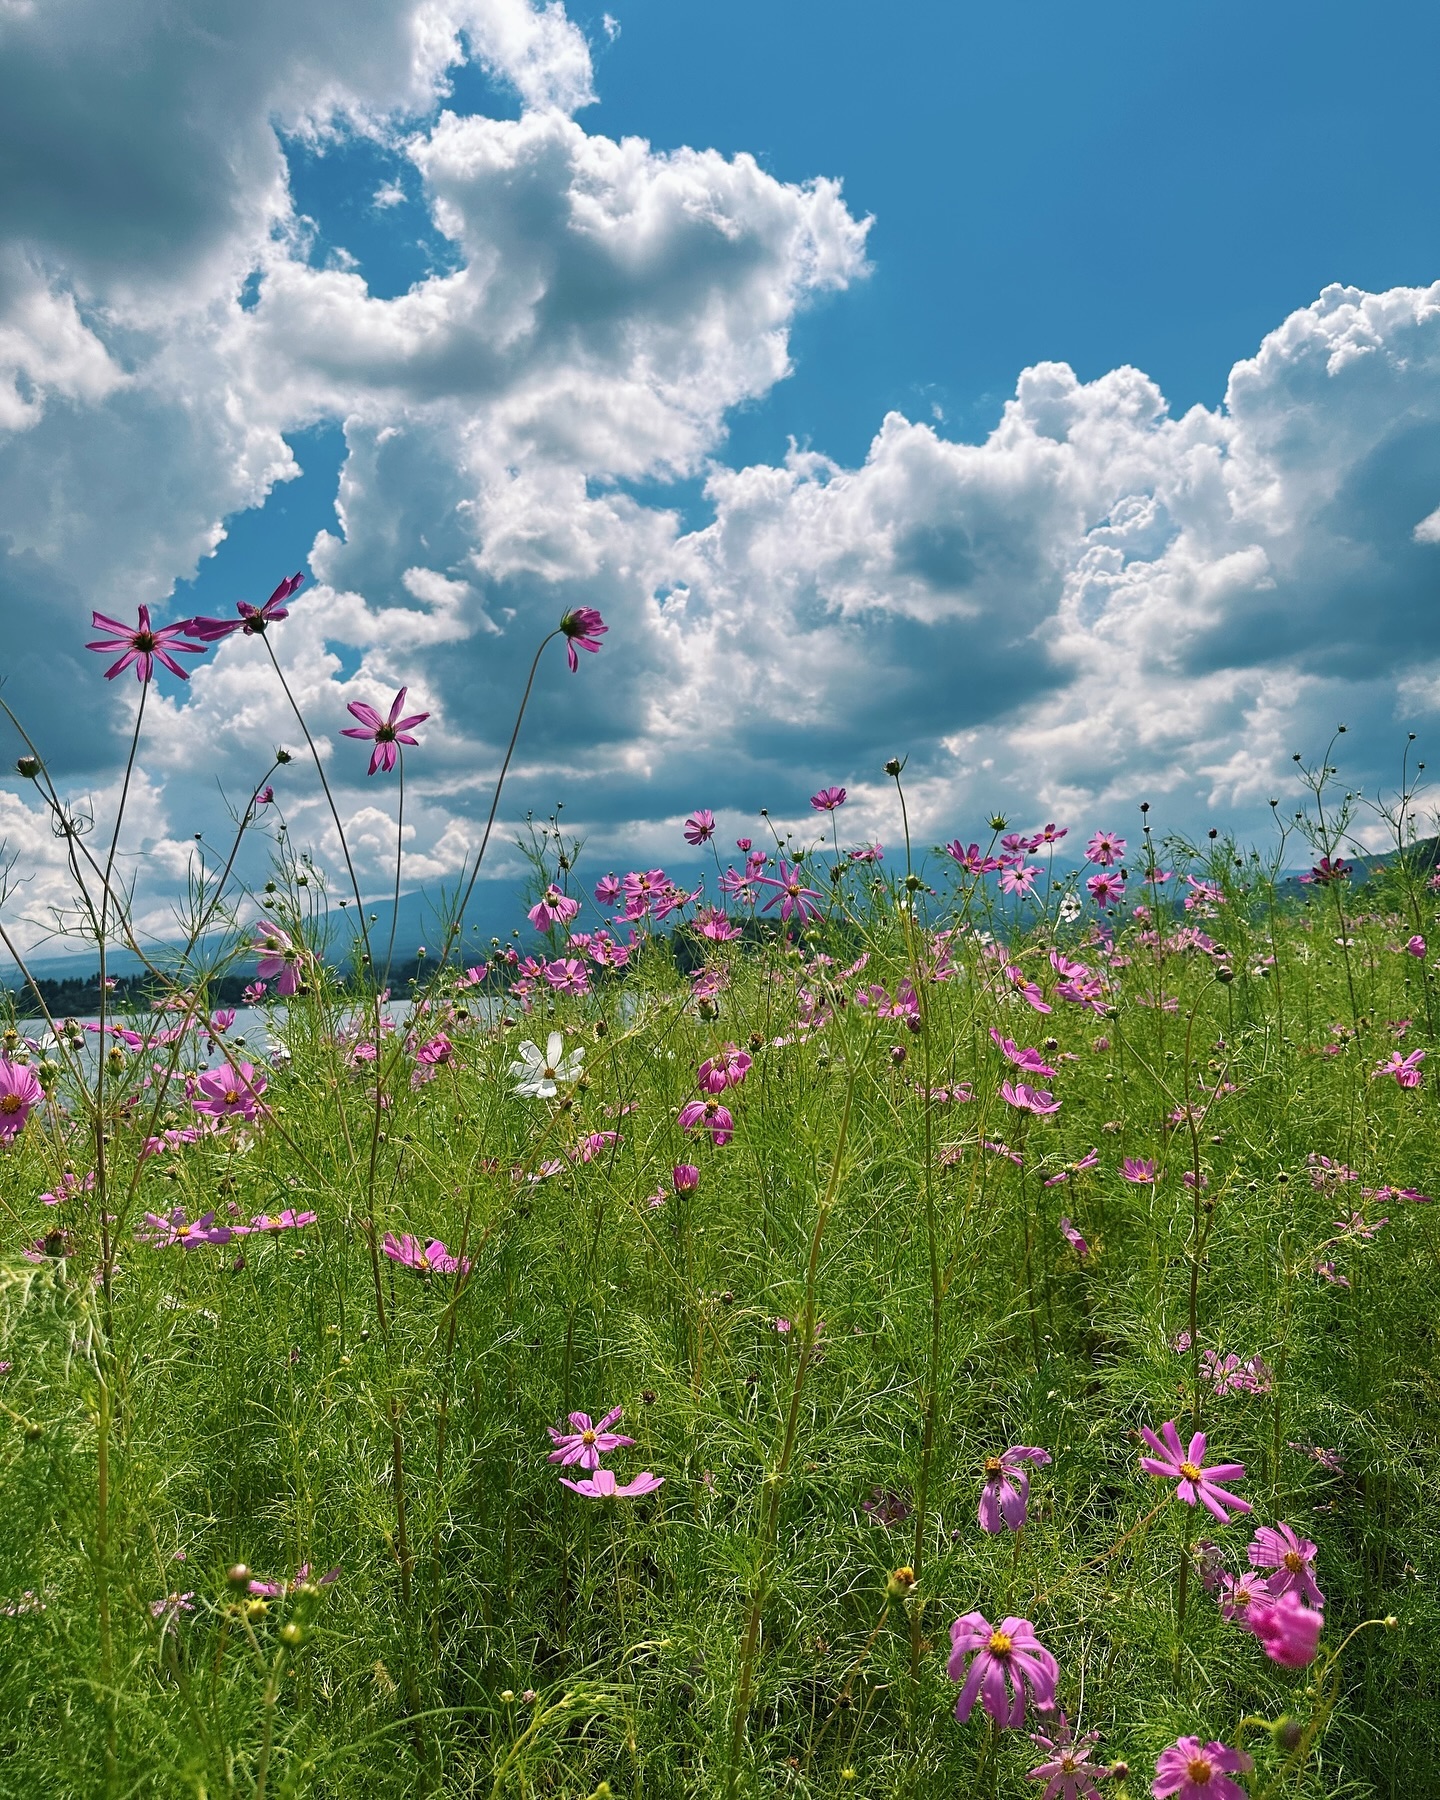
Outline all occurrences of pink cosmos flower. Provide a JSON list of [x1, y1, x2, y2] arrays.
[[558, 607, 607, 672], [678, 1096, 735, 1146], [252, 924, 303, 997], [1152, 1738, 1252, 1800], [1086, 872, 1126, 908], [978, 1446, 1051, 1533], [1374, 1048, 1425, 1087], [559, 1467, 663, 1499], [1044, 1150, 1100, 1189], [672, 1163, 700, 1194], [947, 1611, 1058, 1728], [1122, 1158, 1156, 1183], [848, 841, 884, 862], [528, 885, 580, 931], [1001, 863, 1043, 896], [697, 909, 743, 940], [247, 1562, 340, 1597], [543, 958, 591, 997], [1002, 1081, 1061, 1116], [253, 786, 274, 806], [0, 1060, 43, 1138], [1140, 1420, 1251, 1522], [1248, 1522, 1324, 1606], [139, 1208, 235, 1249], [1037, 823, 1068, 845], [87, 605, 206, 682], [547, 1406, 635, 1469], [415, 1033, 453, 1067], [594, 873, 620, 906], [621, 869, 667, 913], [341, 687, 429, 775], [182, 571, 304, 641], [698, 1045, 752, 1093], [1026, 1713, 1107, 1800], [380, 1233, 470, 1275], [1059, 1218, 1090, 1257], [946, 841, 1004, 873], [1250, 1589, 1323, 1667], [1217, 1569, 1271, 1626], [990, 1030, 1058, 1078], [248, 1209, 317, 1233], [1085, 831, 1126, 867], [192, 1061, 268, 1121], [242, 981, 268, 1004], [810, 787, 847, 811], [1406, 935, 1426, 957], [754, 860, 823, 924], [684, 809, 717, 845], [572, 1130, 618, 1163], [1305, 855, 1351, 885]]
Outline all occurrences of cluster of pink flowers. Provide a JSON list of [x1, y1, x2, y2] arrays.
[[546, 1404, 662, 1500], [139, 1206, 316, 1249], [677, 1043, 751, 1147]]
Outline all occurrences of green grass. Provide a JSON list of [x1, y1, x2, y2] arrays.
[[2, 845, 1439, 1799]]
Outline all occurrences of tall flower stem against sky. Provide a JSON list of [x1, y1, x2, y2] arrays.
[[382, 750, 405, 994], [727, 1056, 858, 1799]]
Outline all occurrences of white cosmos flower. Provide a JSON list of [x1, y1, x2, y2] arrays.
[[509, 1031, 584, 1099]]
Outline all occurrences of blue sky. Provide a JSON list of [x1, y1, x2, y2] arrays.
[[2, 0, 1440, 942]]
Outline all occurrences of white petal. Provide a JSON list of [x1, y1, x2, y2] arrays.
[[546, 1030, 565, 1064]]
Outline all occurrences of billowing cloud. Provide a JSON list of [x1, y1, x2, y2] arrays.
[[0, 0, 1437, 953]]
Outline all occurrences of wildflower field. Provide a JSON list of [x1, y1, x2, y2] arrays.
[[1, 592, 1438, 1799]]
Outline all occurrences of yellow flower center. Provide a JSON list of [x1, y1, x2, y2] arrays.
[[1179, 1461, 1204, 1481], [1186, 1756, 1214, 1784], [581, 1430, 597, 1445], [224, 1089, 239, 1104], [986, 1630, 1012, 1657], [1283, 1550, 1303, 1572], [0, 1094, 21, 1114], [984, 1456, 1004, 1478]]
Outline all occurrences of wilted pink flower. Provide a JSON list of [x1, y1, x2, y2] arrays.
[[1140, 1420, 1251, 1522], [1059, 1218, 1089, 1257], [1249, 1522, 1324, 1606], [192, 1061, 268, 1121], [978, 1446, 1051, 1533], [1085, 831, 1126, 867], [247, 1562, 340, 1597], [528, 885, 580, 931], [87, 605, 206, 683], [863, 1487, 913, 1526], [1122, 1158, 1156, 1183], [754, 860, 823, 924], [1152, 1737, 1252, 1800], [1001, 1081, 1061, 1116], [1374, 1048, 1425, 1087], [848, 841, 884, 863], [1251, 1589, 1323, 1667], [253, 785, 274, 806], [0, 1060, 43, 1138], [559, 1467, 663, 1498], [547, 1406, 635, 1470], [698, 1045, 752, 1093], [947, 1611, 1058, 1728], [1406, 935, 1427, 957], [1044, 1151, 1100, 1189], [1026, 1713, 1107, 1800], [594, 873, 620, 906], [182, 571, 304, 641], [558, 607, 607, 672], [990, 1029, 1058, 1078], [248, 1209, 317, 1233], [810, 787, 847, 811], [380, 1233, 470, 1275], [341, 687, 429, 775], [1315, 1260, 1350, 1287], [572, 1130, 617, 1164], [1086, 872, 1126, 908], [684, 809, 717, 845], [678, 1096, 735, 1146], [252, 923, 303, 996], [149, 1592, 196, 1629]]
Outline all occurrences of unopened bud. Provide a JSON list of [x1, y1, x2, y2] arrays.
[[884, 757, 903, 778], [279, 1620, 306, 1647], [14, 756, 41, 779], [275, 747, 293, 764], [226, 1563, 252, 1590], [1273, 1719, 1304, 1751]]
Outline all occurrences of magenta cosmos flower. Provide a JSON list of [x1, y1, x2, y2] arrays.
[[192, 1062, 268, 1121], [672, 1163, 700, 1193], [754, 860, 823, 924], [1374, 1048, 1425, 1087], [547, 1406, 635, 1470], [1122, 1158, 1157, 1183], [87, 605, 206, 683], [248, 1209, 316, 1233], [528, 884, 580, 931], [1250, 1588, 1323, 1667], [678, 1095, 735, 1146], [248, 1562, 340, 1597], [1152, 1737, 1252, 1800], [342, 687, 429, 775], [1248, 1522, 1323, 1606], [182, 571, 304, 641], [559, 606, 607, 671], [684, 809, 717, 845], [139, 1208, 235, 1249], [252, 922, 304, 997], [1002, 1081, 1061, 1116], [991, 1030, 1058, 1078], [810, 786, 847, 811], [1027, 1713, 1108, 1800], [560, 1467, 663, 1499], [698, 1045, 752, 1093], [946, 840, 1004, 873], [1140, 1421, 1251, 1523], [1085, 830, 1126, 867], [1086, 872, 1126, 908], [948, 1611, 1058, 1728], [0, 1059, 43, 1139], [381, 1233, 469, 1275], [979, 1446, 1051, 1533]]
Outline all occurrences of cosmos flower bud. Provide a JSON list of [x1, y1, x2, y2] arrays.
[[1273, 1719, 1304, 1751], [14, 756, 41, 779], [886, 1566, 917, 1600], [884, 757, 903, 777], [226, 1563, 252, 1590], [275, 747, 293, 764]]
